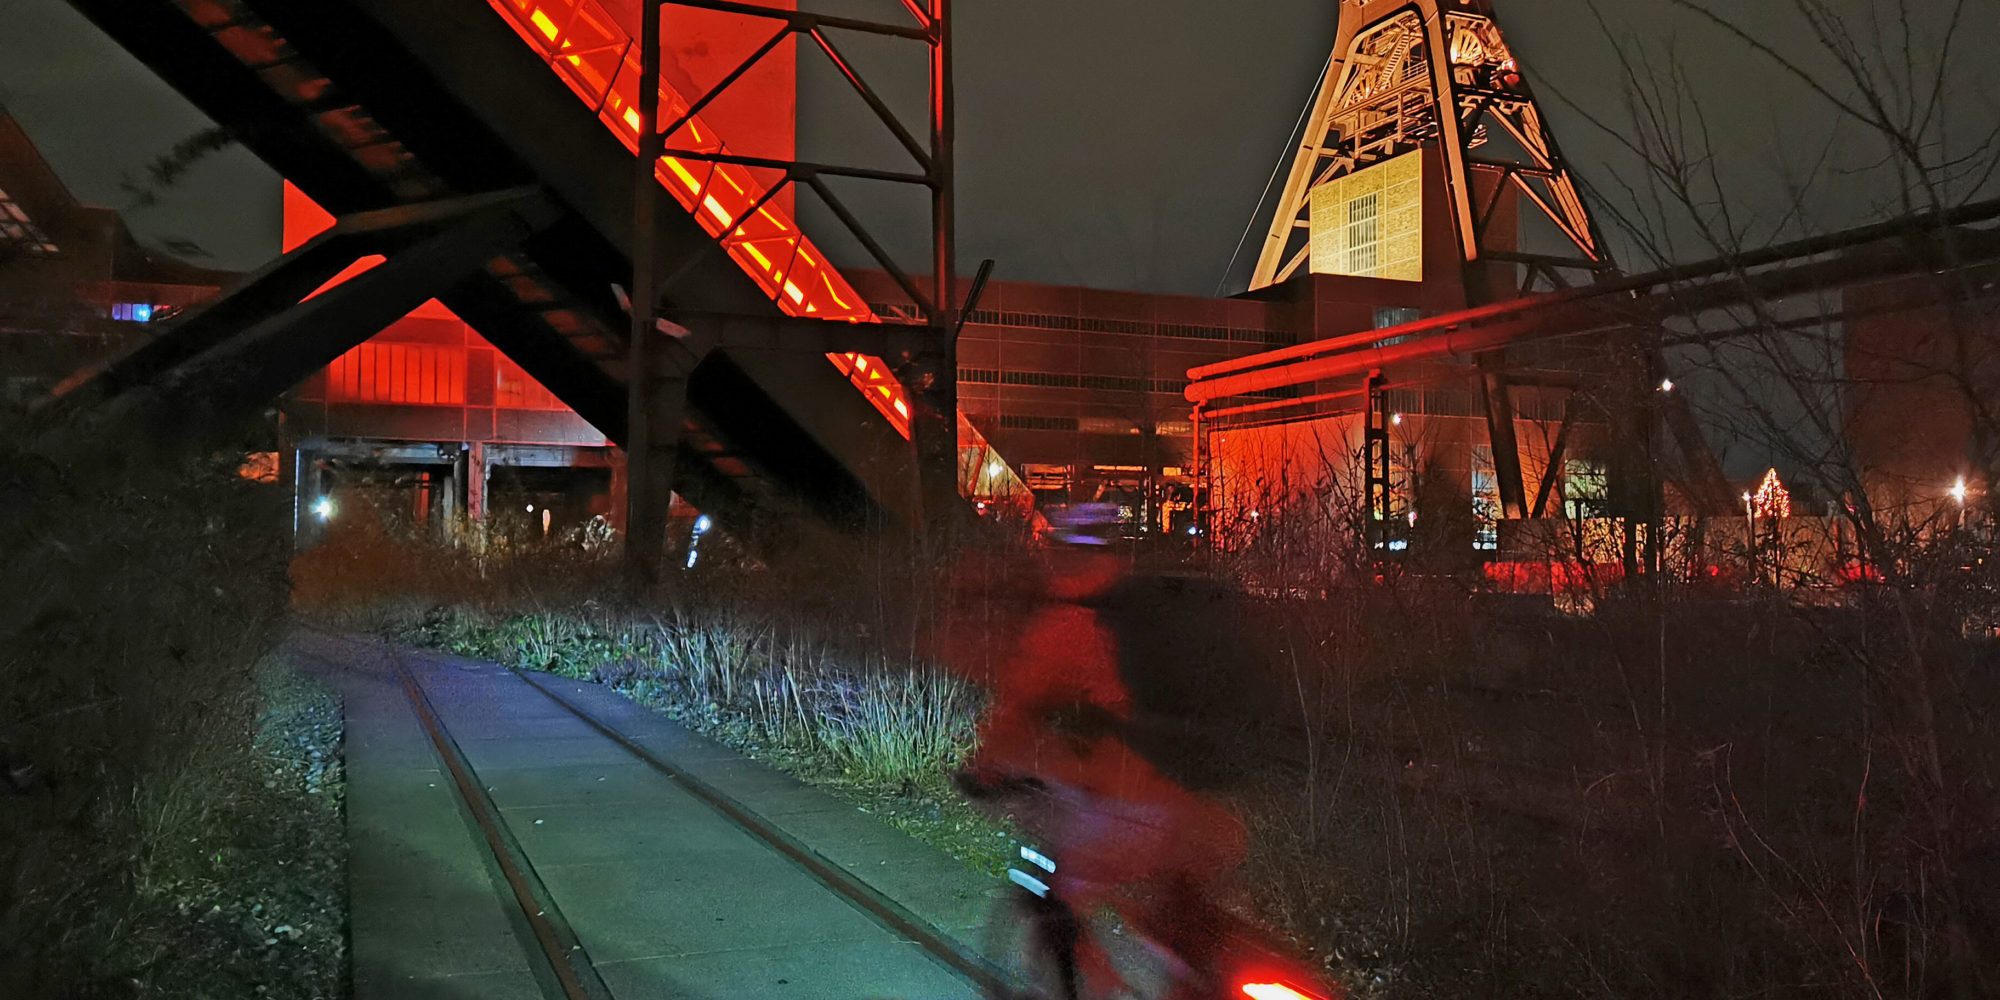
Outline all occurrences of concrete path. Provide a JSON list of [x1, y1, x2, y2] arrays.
[[295, 632, 1000, 1000]]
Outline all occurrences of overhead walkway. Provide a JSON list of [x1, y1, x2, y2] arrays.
[[61, 0, 1017, 532]]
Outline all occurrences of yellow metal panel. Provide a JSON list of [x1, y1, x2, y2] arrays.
[[1308, 150, 1423, 282]]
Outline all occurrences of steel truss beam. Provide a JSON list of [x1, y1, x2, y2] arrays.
[[621, 0, 964, 536], [1250, 0, 1614, 294]]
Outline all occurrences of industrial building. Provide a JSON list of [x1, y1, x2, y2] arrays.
[[16, 0, 1995, 576]]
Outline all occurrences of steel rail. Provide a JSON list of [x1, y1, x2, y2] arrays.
[[386, 650, 612, 1000], [345, 632, 1007, 996], [507, 668, 1012, 996], [302, 624, 1008, 992]]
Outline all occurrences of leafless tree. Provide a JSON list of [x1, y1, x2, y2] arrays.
[[1544, 2, 2000, 995]]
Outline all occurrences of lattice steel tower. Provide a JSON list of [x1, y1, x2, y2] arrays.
[[1250, 0, 1614, 300]]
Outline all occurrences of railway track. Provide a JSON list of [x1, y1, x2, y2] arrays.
[[304, 631, 1002, 999]]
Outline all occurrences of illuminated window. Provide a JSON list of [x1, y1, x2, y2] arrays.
[[0, 186, 59, 255], [1374, 305, 1421, 329], [1562, 458, 1609, 519], [1346, 194, 1381, 274], [1471, 445, 1500, 549]]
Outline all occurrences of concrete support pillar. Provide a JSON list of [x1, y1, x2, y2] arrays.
[[466, 441, 488, 522], [438, 465, 459, 540], [606, 451, 630, 535], [293, 447, 319, 546]]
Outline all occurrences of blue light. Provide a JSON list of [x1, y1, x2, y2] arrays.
[[132, 303, 153, 323], [693, 514, 713, 534]]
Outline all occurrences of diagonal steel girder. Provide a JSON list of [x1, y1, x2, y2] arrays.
[[44, 189, 554, 422], [88, 191, 563, 442]]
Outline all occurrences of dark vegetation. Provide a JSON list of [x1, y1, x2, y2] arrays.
[[0, 429, 344, 999], [292, 512, 1018, 874], [295, 499, 1999, 1000], [1223, 583, 1998, 999]]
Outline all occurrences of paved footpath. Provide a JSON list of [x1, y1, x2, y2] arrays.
[[293, 631, 1002, 1000]]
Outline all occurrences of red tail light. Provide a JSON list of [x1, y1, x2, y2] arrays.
[[1241, 982, 1326, 1000]]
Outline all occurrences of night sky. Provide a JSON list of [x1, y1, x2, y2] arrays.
[[0, 0, 1988, 296]]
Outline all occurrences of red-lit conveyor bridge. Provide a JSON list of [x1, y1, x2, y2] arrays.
[[56, 0, 1009, 533]]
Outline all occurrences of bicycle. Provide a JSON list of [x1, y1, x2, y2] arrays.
[[959, 770, 1337, 1000]]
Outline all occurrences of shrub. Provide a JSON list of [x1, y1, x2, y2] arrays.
[[0, 434, 291, 995]]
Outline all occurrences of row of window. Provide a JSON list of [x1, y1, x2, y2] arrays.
[[1470, 447, 1608, 548], [959, 367, 1300, 402], [958, 367, 1182, 395], [871, 302, 1297, 347], [1376, 386, 1569, 423], [991, 414, 1199, 436]]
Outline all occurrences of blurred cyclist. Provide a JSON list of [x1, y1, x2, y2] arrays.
[[952, 504, 1247, 998]]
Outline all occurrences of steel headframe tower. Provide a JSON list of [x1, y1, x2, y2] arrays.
[[624, 0, 959, 579], [1239, 0, 1621, 530], [1250, 0, 1613, 298]]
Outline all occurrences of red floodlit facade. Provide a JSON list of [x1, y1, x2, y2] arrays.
[[484, 0, 924, 438], [284, 183, 607, 450], [289, 0, 1052, 536], [1185, 0, 1638, 576]]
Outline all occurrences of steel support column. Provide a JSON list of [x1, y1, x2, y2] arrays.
[[1364, 371, 1392, 544], [1478, 367, 1529, 520], [916, 0, 959, 528], [626, 0, 669, 582], [1530, 394, 1576, 519], [627, 368, 688, 574]]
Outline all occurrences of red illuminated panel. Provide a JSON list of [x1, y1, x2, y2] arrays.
[[496, 356, 570, 410], [279, 1, 1022, 502], [325, 342, 469, 405], [283, 183, 456, 319]]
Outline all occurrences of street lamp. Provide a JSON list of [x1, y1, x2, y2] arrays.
[[1742, 490, 1755, 581]]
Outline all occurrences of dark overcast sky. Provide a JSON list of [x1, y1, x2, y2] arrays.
[[0, 0, 1990, 294]]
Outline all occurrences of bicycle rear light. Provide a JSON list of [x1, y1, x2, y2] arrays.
[[1241, 981, 1327, 1000]]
